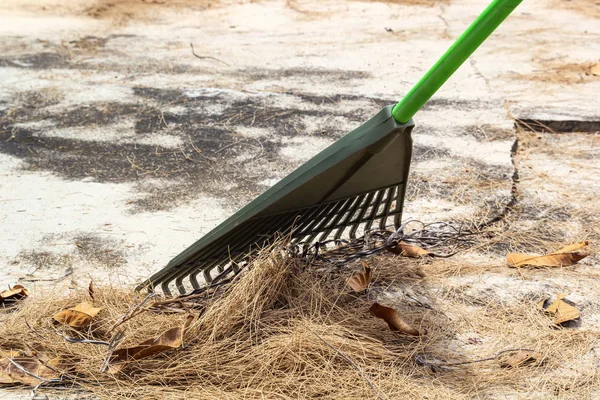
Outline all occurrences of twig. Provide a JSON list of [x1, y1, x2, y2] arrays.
[[187, 134, 217, 162], [415, 348, 537, 369], [311, 330, 386, 400], [24, 320, 45, 340], [57, 333, 109, 346], [100, 330, 125, 373], [0, 348, 61, 384], [21, 267, 73, 282], [189, 43, 230, 66], [108, 293, 155, 332]]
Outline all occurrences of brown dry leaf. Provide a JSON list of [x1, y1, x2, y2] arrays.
[[53, 302, 102, 327], [347, 262, 372, 292], [388, 241, 430, 257], [591, 62, 600, 77], [369, 303, 419, 336], [499, 350, 542, 368], [550, 241, 588, 254], [88, 280, 95, 301], [0, 350, 22, 384], [506, 242, 589, 267], [109, 314, 193, 370], [541, 294, 580, 325], [0, 351, 61, 386], [0, 285, 29, 304]]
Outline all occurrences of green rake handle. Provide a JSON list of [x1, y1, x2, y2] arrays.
[[391, 0, 522, 124]]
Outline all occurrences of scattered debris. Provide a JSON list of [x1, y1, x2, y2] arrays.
[[53, 302, 102, 328], [307, 220, 473, 266], [369, 303, 420, 336], [506, 242, 589, 267]]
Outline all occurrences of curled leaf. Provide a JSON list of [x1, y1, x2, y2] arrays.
[[369, 303, 419, 336], [507, 242, 588, 267], [499, 350, 543, 368], [109, 314, 193, 371], [347, 262, 372, 292], [53, 302, 102, 328], [0, 285, 29, 305], [540, 294, 580, 325], [388, 242, 430, 257]]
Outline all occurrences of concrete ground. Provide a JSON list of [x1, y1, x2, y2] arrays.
[[0, 0, 599, 398]]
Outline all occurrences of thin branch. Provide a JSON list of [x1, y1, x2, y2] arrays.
[[24, 320, 45, 340], [311, 330, 386, 400], [189, 43, 230, 66], [108, 293, 155, 332], [100, 330, 126, 373], [57, 333, 109, 346], [21, 267, 73, 282]]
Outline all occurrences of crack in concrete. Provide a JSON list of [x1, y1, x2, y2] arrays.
[[437, 4, 451, 39], [469, 58, 493, 92], [478, 135, 519, 229]]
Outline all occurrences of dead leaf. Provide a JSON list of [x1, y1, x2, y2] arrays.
[[347, 262, 372, 292], [540, 294, 580, 325], [550, 242, 588, 254], [0, 351, 61, 386], [499, 350, 542, 368], [388, 241, 430, 257], [109, 314, 193, 370], [0, 285, 29, 305], [506, 242, 589, 267], [591, 62, 600, 77], [88, 280, 95, 301], [369, 303, 420, 336], [53, 302, 102, 328], [536, 298, 546, 311]]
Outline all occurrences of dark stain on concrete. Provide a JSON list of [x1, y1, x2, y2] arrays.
[[0, 87, 378, 211], [14, 250, 72, 274], [412, 144, 451, 161], [73, 234, 127, 268], [0, 82, 491, 213]]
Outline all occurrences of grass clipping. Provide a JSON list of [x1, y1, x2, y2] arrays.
[[1, 243, 598, 399]]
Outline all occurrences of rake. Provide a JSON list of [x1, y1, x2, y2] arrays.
[[139, 0, 523, 296]]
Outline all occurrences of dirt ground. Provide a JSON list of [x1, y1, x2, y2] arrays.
[[1, 0, 599, 398]]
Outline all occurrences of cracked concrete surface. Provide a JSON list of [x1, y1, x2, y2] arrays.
[[1, 0, 599, 398]]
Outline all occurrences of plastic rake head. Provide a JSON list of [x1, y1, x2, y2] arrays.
[[138, 106, 414, 296]]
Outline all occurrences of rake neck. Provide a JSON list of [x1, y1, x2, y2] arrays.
[[391, 0, 523, 124]]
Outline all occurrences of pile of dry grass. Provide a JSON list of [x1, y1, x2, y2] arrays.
[[1, 240, 599, 399]]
